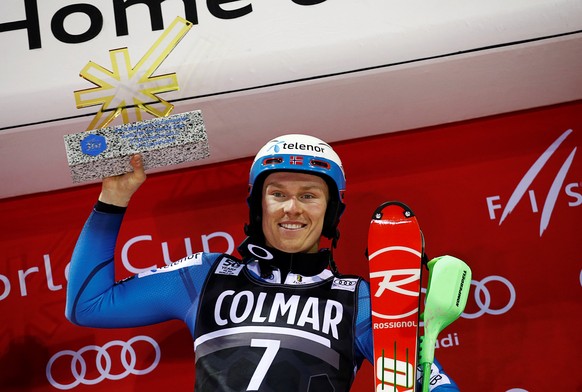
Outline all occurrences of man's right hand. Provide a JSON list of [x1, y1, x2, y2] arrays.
[[98, 154, 147, 207]]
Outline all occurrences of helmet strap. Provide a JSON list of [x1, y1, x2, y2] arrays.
[[328, 245, 340, 276]]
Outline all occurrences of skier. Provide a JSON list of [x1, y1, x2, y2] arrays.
[[66, 134, 459, 391]]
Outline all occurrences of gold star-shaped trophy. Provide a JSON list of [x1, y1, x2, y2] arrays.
[[64, 17, 209, 183]]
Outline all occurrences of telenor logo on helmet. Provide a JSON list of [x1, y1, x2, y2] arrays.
[[270, 141, 327, 154]]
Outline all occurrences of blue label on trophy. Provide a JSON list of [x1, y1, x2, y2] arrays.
[[80, 134, 107, 156]]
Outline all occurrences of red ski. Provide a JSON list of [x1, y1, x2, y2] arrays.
[[368, 201, 424, 391]]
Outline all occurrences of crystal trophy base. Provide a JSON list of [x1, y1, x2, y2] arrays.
[[64, 110, 209, 183]]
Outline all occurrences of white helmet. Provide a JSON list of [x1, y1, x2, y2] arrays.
[[245, 134, 346, 242]]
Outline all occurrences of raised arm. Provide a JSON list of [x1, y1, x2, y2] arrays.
[[64, 155, 199, 330]]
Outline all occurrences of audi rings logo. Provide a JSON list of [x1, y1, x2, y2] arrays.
[[462, 275, 516, 319], [46, 335, 161, 390], [336, 279, 356, 286]]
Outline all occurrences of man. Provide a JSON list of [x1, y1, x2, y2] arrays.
[[66, 134, 459, 391]]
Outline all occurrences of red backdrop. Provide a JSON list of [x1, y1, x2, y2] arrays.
[[1, 101, 581, 391]]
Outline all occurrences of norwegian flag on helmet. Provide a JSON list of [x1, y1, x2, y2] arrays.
[[289, 156, 304, 165]]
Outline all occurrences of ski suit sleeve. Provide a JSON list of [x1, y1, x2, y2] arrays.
[[354, 280, 460, 391], [65, 207, 214, 334]]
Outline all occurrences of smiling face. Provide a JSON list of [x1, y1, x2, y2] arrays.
[[261, 171, 329, 254]]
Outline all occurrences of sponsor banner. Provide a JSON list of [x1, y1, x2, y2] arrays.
[[0, 101, 580, 390], [46, 335, 161, 390], [1, 0, 581, 129]]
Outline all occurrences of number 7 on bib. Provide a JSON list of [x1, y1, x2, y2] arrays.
[[367, 201, 424, 391]]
